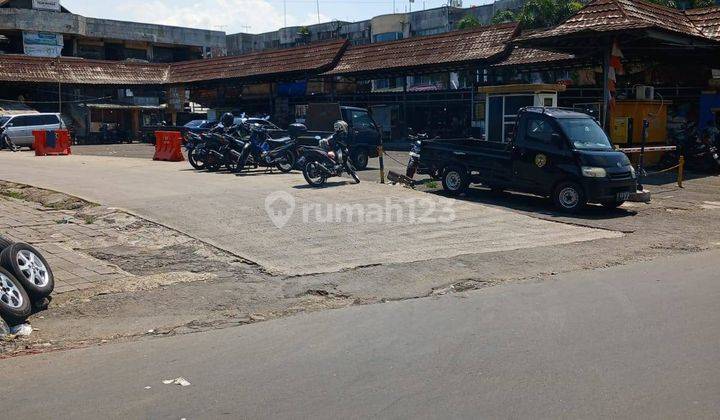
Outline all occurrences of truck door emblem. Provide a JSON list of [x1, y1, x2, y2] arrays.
[[535, 154, 547, 168]]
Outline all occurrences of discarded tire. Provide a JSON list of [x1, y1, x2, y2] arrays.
[[0, 243, 54, 300], [0, 267, 32, 323], [0, 235, 12, 251]]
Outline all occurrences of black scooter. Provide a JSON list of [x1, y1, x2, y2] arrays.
[[235, 124, 297, 173], [297, 132, 360, 187], [405, 130, 430, 178]]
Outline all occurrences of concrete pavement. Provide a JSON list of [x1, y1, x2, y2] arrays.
[[2, 250, 719, 419], [0, 153, 619, 275]]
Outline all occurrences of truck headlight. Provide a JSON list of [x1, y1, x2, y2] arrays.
[[581, 166, 607, 178]]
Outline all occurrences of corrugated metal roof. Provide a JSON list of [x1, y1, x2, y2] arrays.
[[0, 55, 168, 85], [325, 23, 519, 76], [491, 47, 575, 67], [519, 0, 718, 43], [168, 39, 348, 83]]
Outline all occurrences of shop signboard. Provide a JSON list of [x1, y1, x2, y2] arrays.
[[32, 0, 61, 11], [23, 31, 64, 57]]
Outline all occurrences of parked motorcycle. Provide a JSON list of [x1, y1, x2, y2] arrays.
[[183, 131, 208, 170], [405, 129, 430, 178], [297, 121, 360, 187], [201, 131, 234, 172], [662, 123, 720, 172], [234, 123, 299, 173]]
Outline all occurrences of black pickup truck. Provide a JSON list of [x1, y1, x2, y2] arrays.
[[415, 107, 641, 212]]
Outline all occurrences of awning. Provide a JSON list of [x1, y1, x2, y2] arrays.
[[85, 104, 166, 110]]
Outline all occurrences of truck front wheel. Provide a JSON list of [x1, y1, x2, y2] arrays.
[[352, 148, 369, 170], [553, 181, 587, 213], [442, 166, 469, 196]]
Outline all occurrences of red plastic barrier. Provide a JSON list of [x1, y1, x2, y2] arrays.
[[153, 131, 185, 162], [32, 130, 72, 156]]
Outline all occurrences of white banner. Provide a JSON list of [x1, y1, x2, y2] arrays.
[[23, 31, 63, 57], [32, 0, 61, 11]]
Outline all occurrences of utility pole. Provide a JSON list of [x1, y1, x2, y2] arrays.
[[56, 56, 62, 114], [284, 0, 287, 27], [316, 0, 321, 23]]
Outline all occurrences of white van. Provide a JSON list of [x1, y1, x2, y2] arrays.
[[0, 113, 65, 148]]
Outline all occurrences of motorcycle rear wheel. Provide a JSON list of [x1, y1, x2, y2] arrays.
[[205, 155, 222, 172], [303, 161, 327, 187]]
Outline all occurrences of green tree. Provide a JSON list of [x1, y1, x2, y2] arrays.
[[297, 26, 311, 44], [491, 0, 584, 29], [491, 9, 517, 24], [457, 14, 482, 30]]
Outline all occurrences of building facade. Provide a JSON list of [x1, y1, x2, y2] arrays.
[[0, 0, 226, 62], [226, 0, 524, 56]]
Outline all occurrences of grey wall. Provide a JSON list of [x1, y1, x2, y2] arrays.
[[0, 8, 226, 48]]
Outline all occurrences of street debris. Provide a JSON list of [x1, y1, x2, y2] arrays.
[[10, 324, 32, 336], [163, 377, 191, 387], [0, 317, 9, 336]]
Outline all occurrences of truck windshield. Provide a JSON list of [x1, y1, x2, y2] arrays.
[[558, 118, 613, 150]]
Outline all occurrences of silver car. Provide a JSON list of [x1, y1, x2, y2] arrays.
[[0, 113, 65, 148]]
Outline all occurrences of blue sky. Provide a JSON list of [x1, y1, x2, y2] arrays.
[[61, 0, 494, 34]]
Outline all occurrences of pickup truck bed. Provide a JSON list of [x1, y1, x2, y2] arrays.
[[418, 138, 514, 185]]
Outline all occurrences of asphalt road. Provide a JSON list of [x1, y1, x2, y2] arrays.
[[2, 250, 719, 419], [0, 153, 617, 275]]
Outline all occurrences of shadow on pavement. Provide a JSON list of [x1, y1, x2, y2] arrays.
[[426, 186, 637, 227]]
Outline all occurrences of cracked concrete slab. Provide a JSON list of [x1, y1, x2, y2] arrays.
[[0, 153, 621, 275]]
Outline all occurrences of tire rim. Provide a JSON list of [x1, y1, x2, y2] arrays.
[[190, 150, 205, 167], [306, 162, 324, 184], [356, 152, 368, 168], [0, 273, 23, 309], [17, 250, 50, 288], [278, 153, 294, 171], [446, 171, 462, 190], [559, 187, 580, 209]]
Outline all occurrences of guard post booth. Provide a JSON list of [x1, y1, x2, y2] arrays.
[[474, 84, 565, 142], [609, 92, 670, 166]]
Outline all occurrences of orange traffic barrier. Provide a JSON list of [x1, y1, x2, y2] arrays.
[[32, 130, 72, 156], [153, 131, 185, 162]]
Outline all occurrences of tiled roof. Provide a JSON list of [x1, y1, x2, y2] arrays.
[[491, 47, 575, 67], [0, 55, 168, 85], [0, 40, 347, 85], [686, 6, 720, 41], [519, 0, 717, 43], [325, 23, 519, 76], [168, 39, 347, 83]]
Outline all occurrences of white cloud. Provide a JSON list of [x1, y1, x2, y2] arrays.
[[111, 0, 288, 34]]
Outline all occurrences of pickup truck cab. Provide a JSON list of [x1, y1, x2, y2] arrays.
[[416, 107, 639, 212], [305, 104, 381, 170]]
